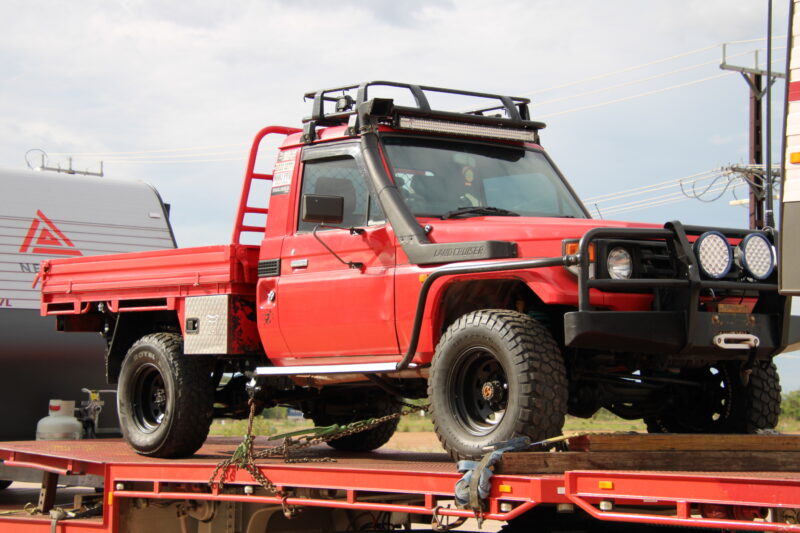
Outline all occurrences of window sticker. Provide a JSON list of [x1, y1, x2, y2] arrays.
[[271, 148, 299, 195]]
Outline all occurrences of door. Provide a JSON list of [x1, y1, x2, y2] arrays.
[[276, 145, 399, 359]]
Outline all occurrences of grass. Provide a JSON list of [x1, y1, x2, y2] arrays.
[[211, 417, 312, 438], [211, 408, 800, 442], [778, 417, 800, 433], [210, 408, 650, 440]]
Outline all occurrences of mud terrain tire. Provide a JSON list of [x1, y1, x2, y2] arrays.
[[312, 397, 401, 452], [117, 333, 214, 458], [429, 310, 567, 461], [645, 361, 781, 433]]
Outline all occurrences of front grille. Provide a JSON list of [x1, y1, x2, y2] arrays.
[[596, 240, 677, 280], [638, 244, 676, 278]]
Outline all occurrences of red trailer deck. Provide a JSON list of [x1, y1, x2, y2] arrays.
[[1, 437, 800, 532]]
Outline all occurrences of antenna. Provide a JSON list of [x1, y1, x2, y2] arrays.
[[25, 149, 104, 177]]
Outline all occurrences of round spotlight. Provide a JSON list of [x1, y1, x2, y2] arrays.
[[694, 231, 732, 279], [607, 247, 632, 279], [739, 233, 775, 280]]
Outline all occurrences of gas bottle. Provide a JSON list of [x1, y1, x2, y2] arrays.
[[36, 399, 82, 440]]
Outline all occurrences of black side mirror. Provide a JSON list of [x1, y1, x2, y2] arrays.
[[301, 194, 344, 225]]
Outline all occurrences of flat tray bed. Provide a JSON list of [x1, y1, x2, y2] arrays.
[[0, 437, 458, 473], [2, 437, 800, 532], [4, 436, 800, 481]]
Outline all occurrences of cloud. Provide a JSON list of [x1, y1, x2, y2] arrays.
[[0, 1, 789, 247], [709, 133, 735, 146], [273, 0, 455, 28]]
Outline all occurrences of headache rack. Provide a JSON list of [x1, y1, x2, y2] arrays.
[[301, 80, 546, 143]]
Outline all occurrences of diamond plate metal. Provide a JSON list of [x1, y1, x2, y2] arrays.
[[185, 295, 230, 354]]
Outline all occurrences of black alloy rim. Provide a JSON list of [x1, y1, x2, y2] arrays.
[[448, 346, 509, 436], [131, 361, 167, 433]]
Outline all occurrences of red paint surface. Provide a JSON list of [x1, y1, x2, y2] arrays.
[[1, 439, 800, 532], [789, 81, 800, 102]]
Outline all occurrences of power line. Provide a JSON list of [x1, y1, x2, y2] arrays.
[[606, 183, 739, 215], [100, 150, 246, 161], [589, 163, 781, 217], [103, 157, 245, 164], [726, 35, 786, 45], [525, 44, 720, 96], [48, 144, 243, 157], [538, 72, 736, 119], [533, 59, 720, 108], [593, 173, 766, 217], [680, 174, 739, 203], [587, 175, 724, 216], [601, 180, 723, 213], [602, 182, 741, 217], [583, 169, 720, 203], [525, 36, 784, 97], [533, 48, 781, 109]]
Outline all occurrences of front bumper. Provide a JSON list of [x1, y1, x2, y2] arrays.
[[564, 310, 783, 357], [563, 221, 789, 358]]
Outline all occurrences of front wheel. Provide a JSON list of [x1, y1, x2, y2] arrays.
[[117, 333, 214, 458], [428, 310, 567, 461], [645, 361, 781, 433]]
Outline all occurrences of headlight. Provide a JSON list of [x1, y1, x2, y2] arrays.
[[606, 247, 632, 279], [738, 233, 775, 280], [694, 231, 732, 279]]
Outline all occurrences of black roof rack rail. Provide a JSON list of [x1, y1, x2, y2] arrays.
[[301, 81, 545, 142]]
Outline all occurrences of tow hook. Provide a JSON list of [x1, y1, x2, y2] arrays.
[[713, 333, 760, 386], [712, 333, 760, 350]]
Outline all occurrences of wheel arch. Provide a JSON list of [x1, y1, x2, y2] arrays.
[[434, 277, 557, 344], [106, 311, 181, 385]]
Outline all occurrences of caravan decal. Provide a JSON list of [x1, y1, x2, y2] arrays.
[[18, 210, 82, 257]]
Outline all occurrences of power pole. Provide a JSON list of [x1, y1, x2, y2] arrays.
[[720, 45, 784, 229], [748, 71, 765, 229]]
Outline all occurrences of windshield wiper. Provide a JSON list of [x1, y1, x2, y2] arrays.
[[440, 206, 521, 220]]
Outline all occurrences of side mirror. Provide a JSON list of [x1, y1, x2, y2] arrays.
[[301, 194, 344, 225]]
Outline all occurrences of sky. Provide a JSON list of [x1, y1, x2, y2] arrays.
[[3, 0, 800, 388]]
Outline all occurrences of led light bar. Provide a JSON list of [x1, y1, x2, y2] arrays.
[[739, 233, 775, 280], [694, 231, 732, 279], [397, 116, 537, 142]]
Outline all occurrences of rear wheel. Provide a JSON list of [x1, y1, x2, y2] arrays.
[[117, 333, 214, 458], [429, 310, 567, 461], [310, 395, 400, 452], [645, 361, 780, 433]]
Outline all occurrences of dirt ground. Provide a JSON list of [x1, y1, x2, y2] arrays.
[[384, 431, 445, 453]]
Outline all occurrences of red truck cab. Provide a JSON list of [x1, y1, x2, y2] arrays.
[[41, 82, 790, 460]]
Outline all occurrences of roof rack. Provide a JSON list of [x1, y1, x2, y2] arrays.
[[301, 81, 545, 142]]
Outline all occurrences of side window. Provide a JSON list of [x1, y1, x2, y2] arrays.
[[298, 156, 384, 232]]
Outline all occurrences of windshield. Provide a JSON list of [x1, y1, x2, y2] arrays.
[[382, 137, 588, 219]]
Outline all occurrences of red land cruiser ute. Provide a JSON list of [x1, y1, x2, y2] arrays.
[[39, 82, 789, 460]]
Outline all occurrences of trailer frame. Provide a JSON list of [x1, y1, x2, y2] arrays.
[[0, 438, 799, 532]]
